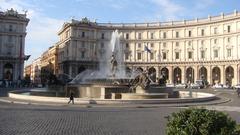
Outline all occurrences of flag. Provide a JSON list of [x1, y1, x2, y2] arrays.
[[144, 45, 151, 53]]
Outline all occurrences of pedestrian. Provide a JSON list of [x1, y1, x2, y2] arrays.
[[237, 88, 240, 97], [68, 92, 74, 104]]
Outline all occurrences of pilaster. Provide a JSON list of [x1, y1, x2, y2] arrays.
[[168, 66, 173, 84]]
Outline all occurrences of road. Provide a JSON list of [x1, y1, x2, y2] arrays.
[[0, 88, 239, 135]]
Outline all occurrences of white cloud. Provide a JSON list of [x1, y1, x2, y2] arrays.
[[0, 0, 64, 65], [151, 0, 185, 21], [194, 0, 215, 10]]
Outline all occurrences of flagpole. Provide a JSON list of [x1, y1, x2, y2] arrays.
[[147, 42, 148, 62]]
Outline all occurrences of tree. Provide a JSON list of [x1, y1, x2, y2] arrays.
[[166, 108, 240, 135]]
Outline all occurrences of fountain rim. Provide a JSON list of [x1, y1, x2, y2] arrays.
[[8, 90, 217, 105]]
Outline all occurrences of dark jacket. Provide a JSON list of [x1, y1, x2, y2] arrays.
[[70, 93, 74, 100]]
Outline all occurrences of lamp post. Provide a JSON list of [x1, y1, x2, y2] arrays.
[[189, 74, 192, 83], [176, 74, 179, 84], [215, 74, 218, 84], [228, 74, 232, 86], [188, 73, 192, 97]]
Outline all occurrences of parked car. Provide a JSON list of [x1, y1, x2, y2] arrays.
[[166, 83, 175, 87], [212, 84, 224, 89], [37, 84, 43, 88], [175, 83, 187, 89], [233, 84, 240, 89], [190, 83, 201, 89], [223, 84, 231, 89], [195, 80, 205, 89]]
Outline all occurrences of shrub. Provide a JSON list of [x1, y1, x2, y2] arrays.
[[166, 108, 240, 135]]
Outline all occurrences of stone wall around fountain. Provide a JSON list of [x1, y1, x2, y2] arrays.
[[66, 83, 179, 99], [66, 84, 130, 99]]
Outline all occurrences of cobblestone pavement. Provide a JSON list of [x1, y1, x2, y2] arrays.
[[0, 88, 240, 135], [0, 102, 181, 135]]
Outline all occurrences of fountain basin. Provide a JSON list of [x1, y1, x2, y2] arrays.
[[121, 93, 169, 99], [8, 90, 216, 104]]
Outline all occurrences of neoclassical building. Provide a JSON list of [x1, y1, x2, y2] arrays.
[[56, 11, 240, 86], [0, 9, 29, 81]]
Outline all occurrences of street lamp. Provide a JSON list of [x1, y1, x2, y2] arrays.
[[176, 74, 179, 84], [228, 74, 232, 86], [189, 74, 192, 83], [215, 74, 218, 84]]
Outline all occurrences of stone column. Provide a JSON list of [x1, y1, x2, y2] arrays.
[[180, 66, 186, 83], [156, 66, 160, 80], [233, 65, 238, 85], [193, 66, 198, 83], [168, 66, 173, 84], [0, 62, 2, 79], [220, 65, 225, 84], [69, 64, 72, 78], [207, 66, 212, 84]]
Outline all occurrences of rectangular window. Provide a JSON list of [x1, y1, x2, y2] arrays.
[[175, 52, 179, 59], [150, 33, 154, 39], [201, 50, 205, 59], [138, 43, 141, 48], [101, 33, 104, 39], [228, 25, 231, 33], [137, 52, 141, 60], [125, 53, 129, 60], [214, 50, 218, 58], [101, 43, 104, 48], [163, 42, 166, 47], [125, 43, 129, 48], [227, 37, 231, 43], [82, 41, 85, 48], [201, 29, 205, 36], [65, 30, 69, 38], [188, 51, 192, 59], [227, 49, 232, 57], [150, 43, 154, 48], [163, 32, 167, 38], [188, 41, 191, 46], [9, 25, 13, 32], [81, 51, 85, 58], [176, 31, 179, 38], [150, 53, 154, 60], [7, 48, 11, 55], [214, 39, 217, 44], [8, 36, 13, 42], [176, 42, 179, 47], [188, 31, 192, 37], [126, 33, 129, 39], [138, 33, 142, 39], [162, 52, 167, 60], [214, 27, 218, 34], [201, 40, 204, 45], [81, 32, 85, 37]]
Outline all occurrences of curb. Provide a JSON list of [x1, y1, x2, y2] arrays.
[[0, 96, 231, 108]]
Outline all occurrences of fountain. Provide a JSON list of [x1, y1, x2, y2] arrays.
[[65, 30, 181, 100], [8, 30, 217, 104]]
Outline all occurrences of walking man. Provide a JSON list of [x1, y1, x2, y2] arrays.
[[68, 92, 74, 104]]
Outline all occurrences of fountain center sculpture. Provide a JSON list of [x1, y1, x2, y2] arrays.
[[110, 54, 118, 77]]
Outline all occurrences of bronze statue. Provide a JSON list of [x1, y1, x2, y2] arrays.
[[110, 55, 118, 77], [129, 70, 151, 92]]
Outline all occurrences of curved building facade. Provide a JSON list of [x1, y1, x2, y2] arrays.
[[57, 11, 240, 86]]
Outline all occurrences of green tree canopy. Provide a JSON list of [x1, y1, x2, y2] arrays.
[[166, 108, 240, 135]]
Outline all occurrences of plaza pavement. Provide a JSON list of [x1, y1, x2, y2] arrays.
[[0, 87, 240, 135]]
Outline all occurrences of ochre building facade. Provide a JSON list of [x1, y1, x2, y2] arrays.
[[56, 11, 240, 86]]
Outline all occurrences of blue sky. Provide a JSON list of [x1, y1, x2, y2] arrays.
[[0, 0, 239, 65]]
